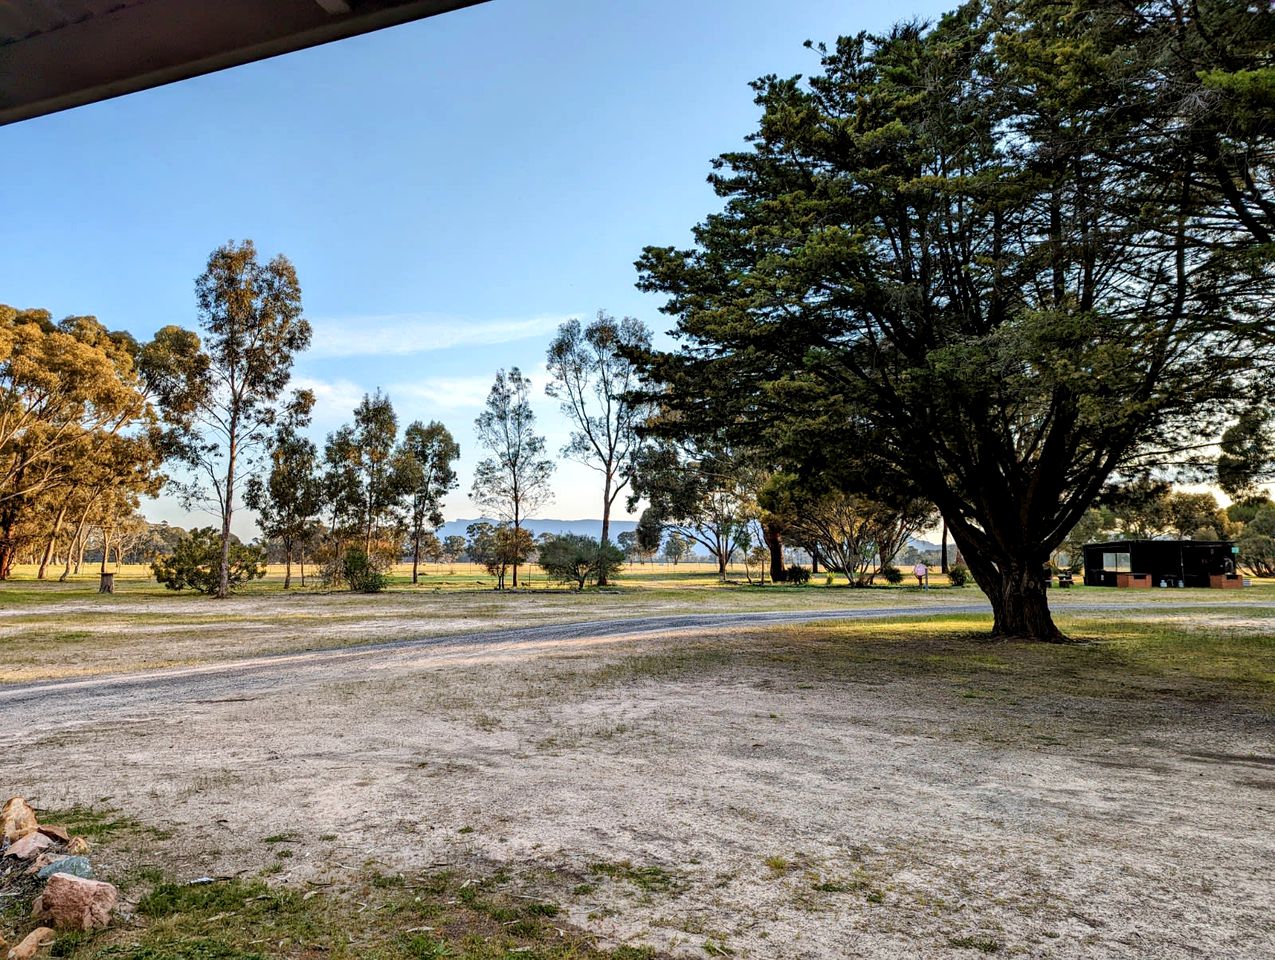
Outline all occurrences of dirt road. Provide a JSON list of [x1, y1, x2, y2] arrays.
[[7, 605, 981, 729]]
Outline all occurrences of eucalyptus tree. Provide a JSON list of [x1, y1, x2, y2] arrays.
[[324, 390, 411, 560], [147, 241, 310, 598], [0, 308, 163, 578], [244, 390, 323, 588], [636, 4, 1274, 638], [1218, 408, 1274, 502], [399, 420, 459, 583], [546, 312, 652, 585], [470, 368, 554, 588]]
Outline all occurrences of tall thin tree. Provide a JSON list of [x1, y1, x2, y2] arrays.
[[153, 241, 309, 598], [546, 311, 652, 585], [324, 390, 408, 557], [399, 420, 460, 584], [471, 368, 554, 588], [244, 390, 323, 589]]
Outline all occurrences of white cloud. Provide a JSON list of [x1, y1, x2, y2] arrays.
[[306, 312, 577, 359], [291, 376, 367, 427]]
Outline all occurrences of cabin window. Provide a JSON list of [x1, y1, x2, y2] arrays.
[[1101, 551, 1131, 572]]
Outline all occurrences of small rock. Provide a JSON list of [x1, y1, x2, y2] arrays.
[[0, 798, 38, 843], [36, 825, 69, 844], [37, 856, 93, 880], [32, 873, 117, 930], [4, 832, 52, 860], [6, 927, 54, 960], [65, 837, 90, 855], [24, 853, 63, 876]]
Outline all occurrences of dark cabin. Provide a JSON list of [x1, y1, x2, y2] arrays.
[[1082, 540, 1241, 588]]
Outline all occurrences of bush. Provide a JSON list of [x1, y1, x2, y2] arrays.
[[824, 572, 835, 585], [151, 527, 266, 595], [879, 563, 903, 584], [785, 564, 811, 585], [1238, 504, 1275, 577], [538, 534, 623, 589], [342, 547, 389, 593], [947, 562, 970, 587]]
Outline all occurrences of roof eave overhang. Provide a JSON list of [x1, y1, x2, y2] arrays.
[[0, 0, 489, 126]]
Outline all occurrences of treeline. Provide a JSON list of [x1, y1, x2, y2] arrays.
[[1, 241, 313, 594], [0, 306, 166, 581]]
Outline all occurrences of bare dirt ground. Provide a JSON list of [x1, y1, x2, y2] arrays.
[[0, 582, 993, 683], [5, 593, 1274, 959]]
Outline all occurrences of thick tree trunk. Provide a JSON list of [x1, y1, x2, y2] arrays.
[[0, 545, 14, 581], [986, 566, 1063, 641], [810, 546, 820, 575], [953, 531, 1064, 641], [717, 551, 727, 578], [412, 532, 420, 585], [941, 520, 949, 574], [765, 522, 787, 582], [283, 541, 293, 590]]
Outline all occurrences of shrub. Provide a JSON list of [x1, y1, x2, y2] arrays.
[[879, 563, 903, 584], [342, 547, 389, 593], [538, 534, 623, 589], [1238, 503, 1275, 577], [824, 572, 835, 585], [947, 562, 970, 587], [151, 527, 266, 595], [785, 564, 811, 585]]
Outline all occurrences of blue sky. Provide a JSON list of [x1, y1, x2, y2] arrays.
[[0, 0, 952, 536]]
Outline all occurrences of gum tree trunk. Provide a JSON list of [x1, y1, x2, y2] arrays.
[[597, 474, 613, 587], [38, 502, 69, 580]]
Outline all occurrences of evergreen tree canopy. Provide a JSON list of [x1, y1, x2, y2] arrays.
[[636, 1, 1275, 638]]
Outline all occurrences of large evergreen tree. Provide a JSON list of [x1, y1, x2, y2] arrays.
[[636, 2, 1274, 638]]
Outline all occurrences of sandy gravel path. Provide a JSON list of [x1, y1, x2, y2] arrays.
[[6, 599, 1275, 958], [6, 599, 1274, 732]]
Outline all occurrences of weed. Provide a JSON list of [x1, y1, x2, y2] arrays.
[[589, 860, 682, 893], [40, 805, 142, 842], [949, 934, 1002, 953]]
